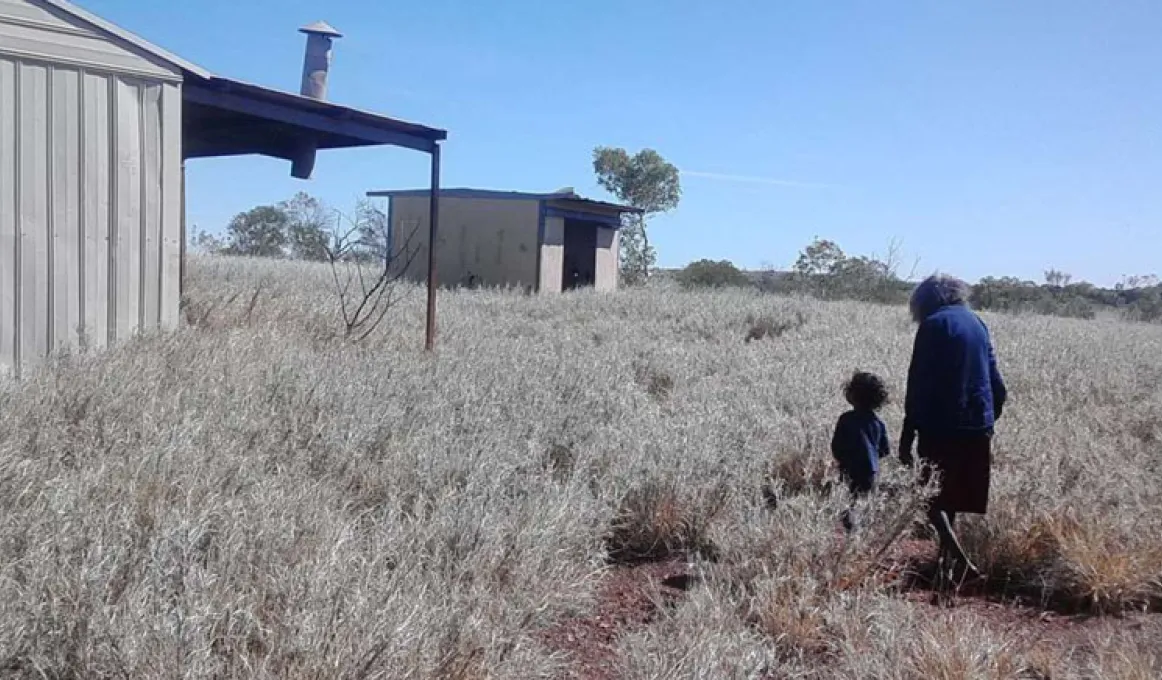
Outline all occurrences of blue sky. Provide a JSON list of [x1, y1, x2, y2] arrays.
[[84, 0, 1160, 286]]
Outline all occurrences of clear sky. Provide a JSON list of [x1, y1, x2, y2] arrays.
[[83, 0, 1160, 286]]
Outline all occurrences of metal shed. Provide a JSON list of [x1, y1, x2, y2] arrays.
[[366, 188, 642, 294], [1, 0, 447, 377]]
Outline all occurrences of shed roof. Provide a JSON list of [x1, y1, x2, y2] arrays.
[[38, 0, 447, 156], [366, 188, 644, 214]]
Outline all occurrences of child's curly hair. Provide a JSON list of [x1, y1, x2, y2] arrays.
[[844, 371, 889, 411]]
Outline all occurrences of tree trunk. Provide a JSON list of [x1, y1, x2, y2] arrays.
[[638, 215, 651, 281]]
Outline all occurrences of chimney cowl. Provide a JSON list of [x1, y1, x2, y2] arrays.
[[299, 20, 343, 38]]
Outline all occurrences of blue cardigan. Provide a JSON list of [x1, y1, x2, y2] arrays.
[[902, 304, 1007, 446]]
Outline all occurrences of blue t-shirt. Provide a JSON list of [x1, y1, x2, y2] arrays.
[[831, 409, 890, 491]]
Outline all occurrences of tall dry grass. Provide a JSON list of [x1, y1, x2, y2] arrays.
[[0, 254, 1159, 678]]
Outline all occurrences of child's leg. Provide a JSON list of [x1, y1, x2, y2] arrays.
[[841, 506, 855, 532], [842, 478, 872, 533]]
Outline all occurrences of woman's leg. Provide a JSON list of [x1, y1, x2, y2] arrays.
[[919, 435, 983, 579], [929, 506, 979, 577]]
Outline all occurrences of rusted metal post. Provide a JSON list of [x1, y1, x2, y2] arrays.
[[425, 143, 441, 351]]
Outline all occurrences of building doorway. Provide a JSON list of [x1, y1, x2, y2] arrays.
[[562, 219, 598, 290]]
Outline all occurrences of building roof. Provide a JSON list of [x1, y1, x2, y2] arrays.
[[38, 0, 447, 155], [183, 77, 446, 157], [365, 188, 644, 214]]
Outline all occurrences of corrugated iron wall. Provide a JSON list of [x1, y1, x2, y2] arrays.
[[0, 53, 182, 377]]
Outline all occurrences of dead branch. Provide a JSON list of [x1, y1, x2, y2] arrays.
[[323, 209, 423, 342]]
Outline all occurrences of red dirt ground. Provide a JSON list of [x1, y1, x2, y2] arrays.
[[539, 540, 1161, 680], [538, 557, 693, 680], [882, 539, 1162, 658]]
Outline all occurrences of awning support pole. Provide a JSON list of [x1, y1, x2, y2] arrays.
[[424, 143, 441, 351]]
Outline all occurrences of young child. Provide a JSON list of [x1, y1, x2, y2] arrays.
[[830, 371, 891, 530]]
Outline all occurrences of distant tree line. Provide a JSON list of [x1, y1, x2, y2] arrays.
[[673, 238, 1162, 324], [194, 190, 1160, 325], [968, 273, 1161, 322], [190, 192, 391, 264], [190, 192, 424, 342], [585, 144, 1160, 324], [674, 237, 915, 306]]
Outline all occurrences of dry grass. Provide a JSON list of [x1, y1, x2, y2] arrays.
[[604, 478, 727, 564], [1, 254, 1160, 678]]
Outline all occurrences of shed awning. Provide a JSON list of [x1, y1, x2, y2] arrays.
[[182, 76, 447, 161]]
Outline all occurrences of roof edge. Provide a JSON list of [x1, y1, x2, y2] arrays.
[[194, 76, 448, 142], [366, 187, 641, 212], [37, 0, 212, 79], [367, 187, 567, 200]]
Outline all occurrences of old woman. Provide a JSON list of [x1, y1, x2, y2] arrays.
[[900, 273, 1007, 578]]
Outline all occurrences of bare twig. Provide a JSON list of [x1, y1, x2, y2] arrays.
[[243, 282, 264, 326], [322, 208, 423, 342]]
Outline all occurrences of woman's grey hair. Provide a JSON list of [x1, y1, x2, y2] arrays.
[[909, 273, 971, 322]]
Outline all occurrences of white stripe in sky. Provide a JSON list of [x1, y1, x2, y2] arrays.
[[681, 170, 838, 189]]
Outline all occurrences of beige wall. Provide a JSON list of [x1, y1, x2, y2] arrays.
[[0, 4, 182, 377], [594, 227, 619, 292], [389, 196, 540, 290], [538, 216, 564, 293]]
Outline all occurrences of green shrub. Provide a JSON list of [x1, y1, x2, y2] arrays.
[[675, 259, 751, 289]]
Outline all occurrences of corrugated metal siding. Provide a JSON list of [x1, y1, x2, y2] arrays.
[[159, 84, 181, 328], [81, 69, 110, 349], [0, 52, 182, 377], [19, 61, 49, 366], [113, 76, 141, 342], [51, 66, 81, 350], [0, 59, 17, 373], [0, 0, 180, 81]]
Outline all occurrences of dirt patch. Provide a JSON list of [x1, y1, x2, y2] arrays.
[[539, 557, 693, 680], [880, 538, 1068, 609], [542, 539, 1160, 678], [881, 539, 1162, 665], [882, 538, 1158, 616]]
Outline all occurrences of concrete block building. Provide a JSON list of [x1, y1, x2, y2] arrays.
[[366, 188, 641, 293]]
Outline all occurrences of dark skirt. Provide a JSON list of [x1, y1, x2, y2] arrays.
[[917, 432, 992, 515]]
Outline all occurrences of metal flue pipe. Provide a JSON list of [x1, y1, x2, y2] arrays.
[[291, 21, 342, 179]]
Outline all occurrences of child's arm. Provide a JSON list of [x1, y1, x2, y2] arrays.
[[878, 420, 891, 459], [830, 414, 848, 464]]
